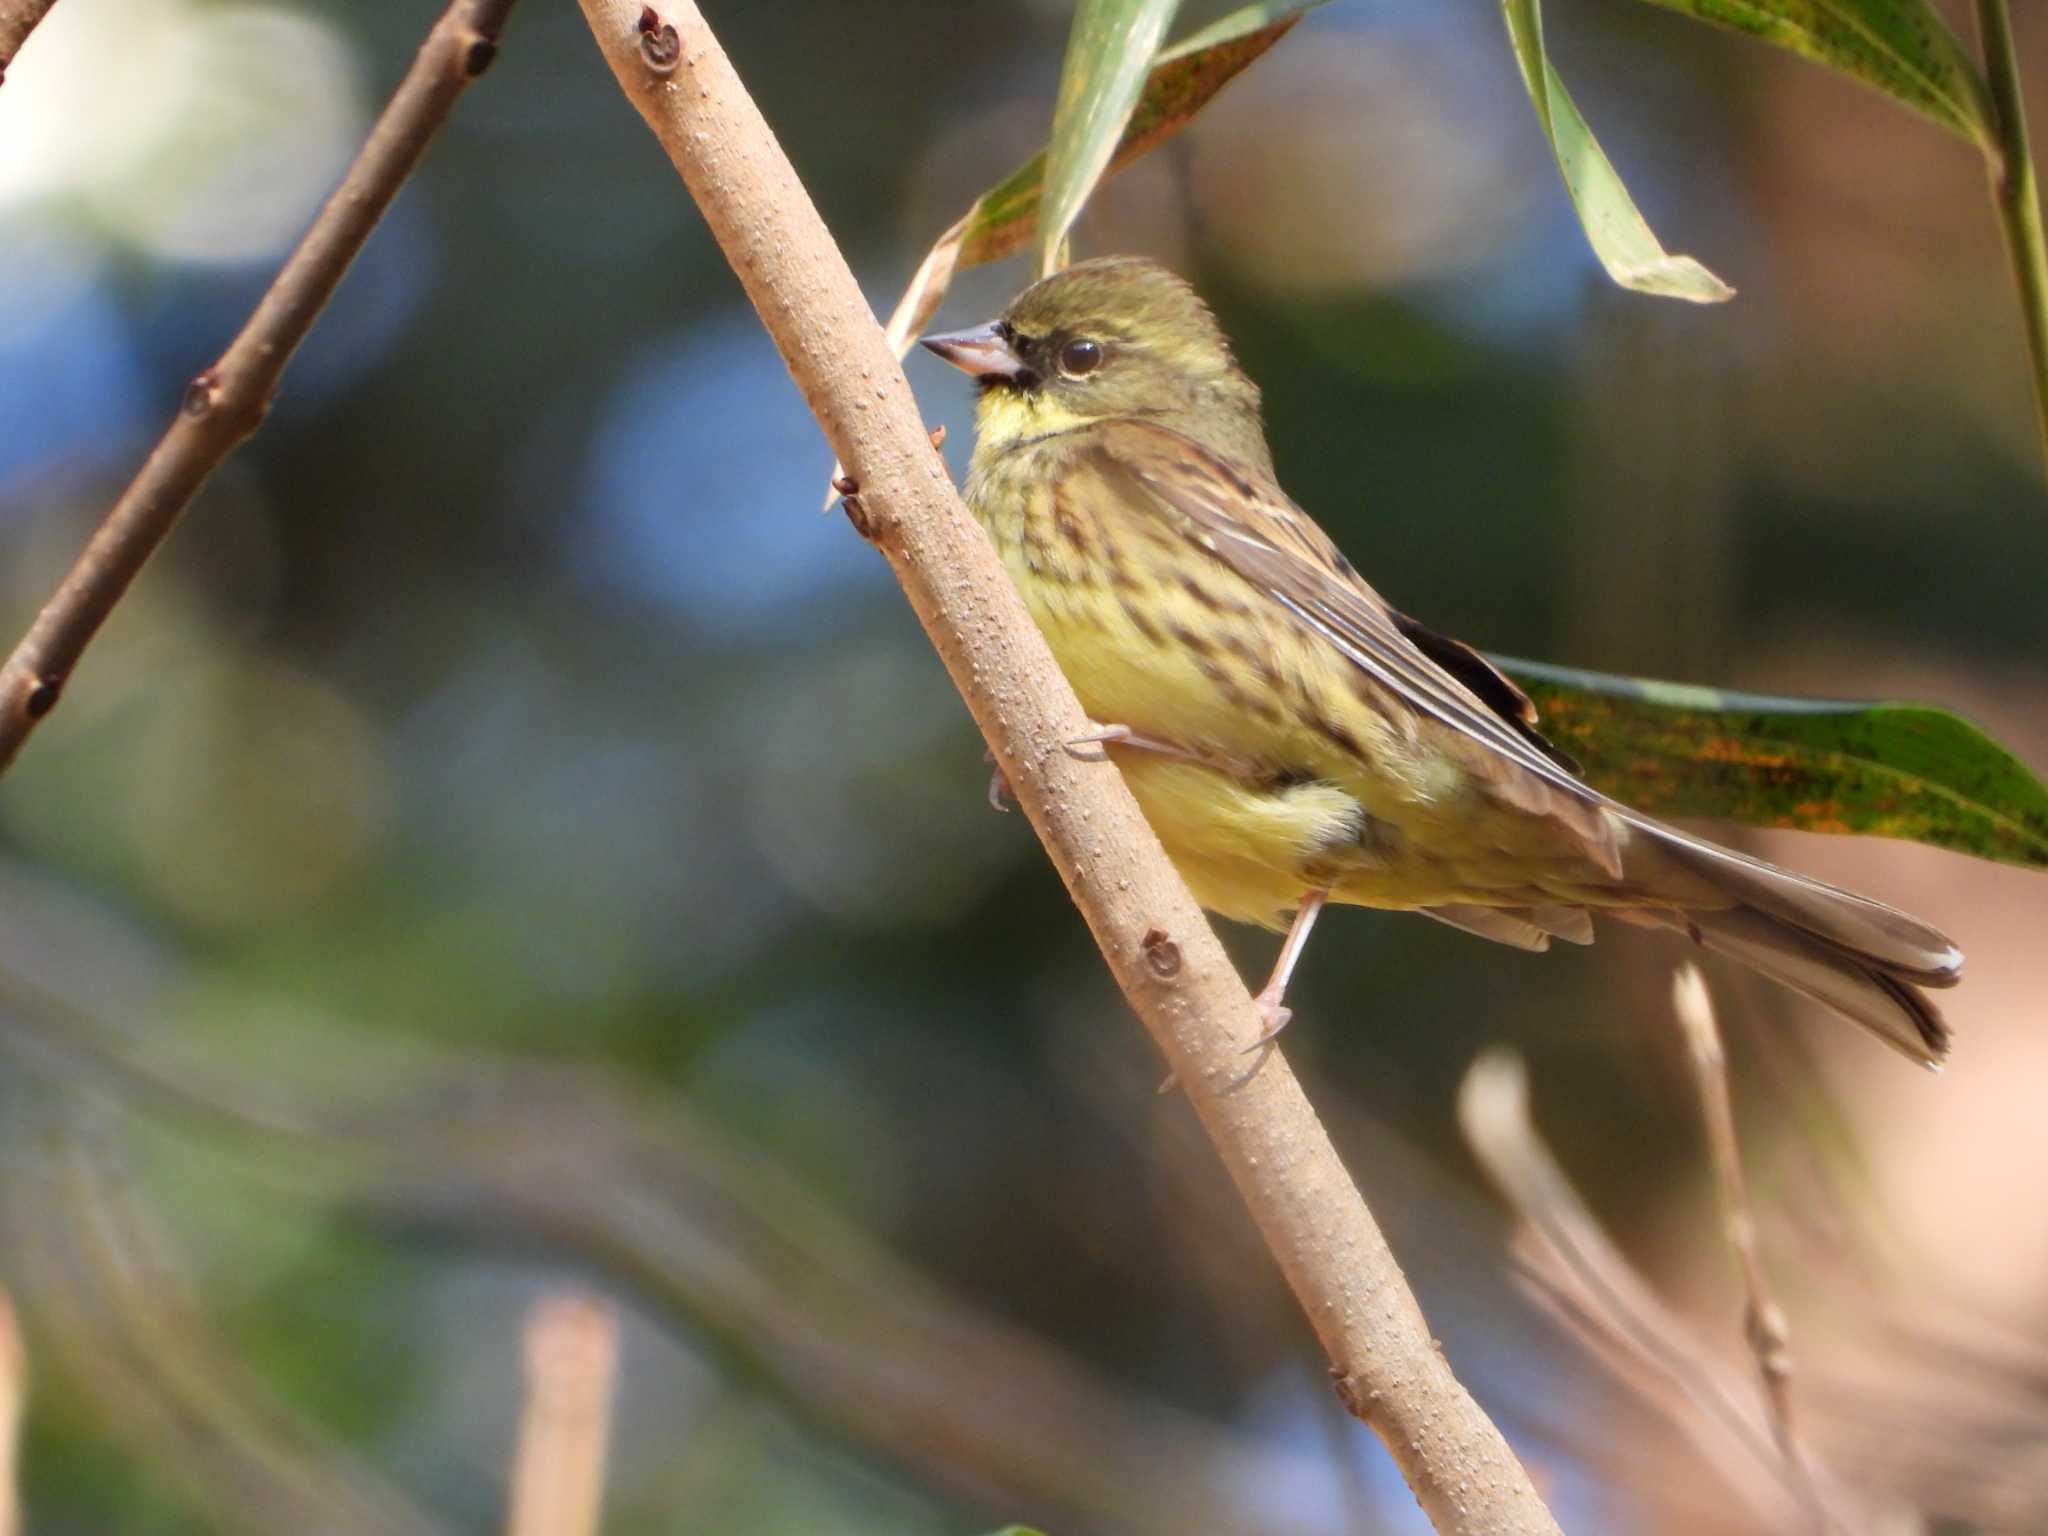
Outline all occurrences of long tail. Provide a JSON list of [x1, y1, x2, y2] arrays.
[[1628, 821, 1962, 1068]]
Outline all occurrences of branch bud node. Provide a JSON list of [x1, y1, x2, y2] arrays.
[[182, 371, 221, 418], [1141, 927, 1182, 979], [840, 492, 875, 541], [635, 8, 680, 74], [23, 676, 60, 719]]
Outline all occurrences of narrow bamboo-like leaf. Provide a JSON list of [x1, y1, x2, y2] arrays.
[[890, 3, 1318, 351], [1631, 0, 1993, 147], [1038, 0, 1183, 278], [1497, 657, 2048, 869], [1500, 0, 1735, 302], [831, 2, 1320, 503]]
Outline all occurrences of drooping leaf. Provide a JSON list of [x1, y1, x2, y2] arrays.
[[1038, 0, 1184, 279], [833, 2, 1322, 502], [890, 2, 1320, 351], [1497, 657, 2048, 869], [1631, 0, 1993, 147], [1499, 0, 1735, 303]]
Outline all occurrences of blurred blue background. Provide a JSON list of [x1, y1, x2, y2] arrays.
[[2, 1, 2045, 1532]]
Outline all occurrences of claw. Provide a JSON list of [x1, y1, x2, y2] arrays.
[[987, 764, 1013, 812], [1062, 722, 1204, 764], [1241, 889, 1328, 1052], [1062, 723, 1128, 761], [1244, 996, 1293, 1051]]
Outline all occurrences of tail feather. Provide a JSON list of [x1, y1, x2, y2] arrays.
[[1622, 817, 1960, 1067], [1634, 818, 1963, 984], [1679, 906, 1952, 1067]]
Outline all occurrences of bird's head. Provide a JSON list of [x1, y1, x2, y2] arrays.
[[921, 256, 1262, 453]]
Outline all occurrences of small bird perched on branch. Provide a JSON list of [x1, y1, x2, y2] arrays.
[[923, 256, 1961, 1065]]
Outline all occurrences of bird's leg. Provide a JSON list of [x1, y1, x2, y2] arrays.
[[1247, 889, 1329, 1049]]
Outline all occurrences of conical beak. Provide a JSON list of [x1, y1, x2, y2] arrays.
[[919, 321, 1026, 379]]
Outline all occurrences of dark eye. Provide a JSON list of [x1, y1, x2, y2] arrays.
[[1058, 337, 1103, 377]]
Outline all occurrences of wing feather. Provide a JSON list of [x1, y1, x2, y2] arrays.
[[1085, 420, 1622, 874]]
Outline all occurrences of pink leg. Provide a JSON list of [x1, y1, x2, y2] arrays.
[[1248, 889, 1329, 1049]]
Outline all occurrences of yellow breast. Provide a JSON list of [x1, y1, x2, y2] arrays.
[[963, 427, 1604, 926]]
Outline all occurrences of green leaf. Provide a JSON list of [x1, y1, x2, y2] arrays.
[[1630, 0, 1993, 147], [834, 3, 1321, 502], [1038, 0, 1184, 279], [1500, 0, 1735, 302], [1496, 657, 2048, 869], [957, 3, 1322, 274]]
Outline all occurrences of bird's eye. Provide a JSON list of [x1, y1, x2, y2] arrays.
[[1058, 337, 1103, 378]]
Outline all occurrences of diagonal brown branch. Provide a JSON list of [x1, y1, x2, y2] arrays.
[[0, 0, 59, 86], [0, 0, 520, 775], [569, 4, 1559, 1532]]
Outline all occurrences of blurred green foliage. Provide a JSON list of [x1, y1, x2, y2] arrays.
[[0, 0, 2044, 1533]]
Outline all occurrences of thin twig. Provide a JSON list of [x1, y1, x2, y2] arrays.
[[1975, 0, 2048, 470], [0, 0, 520, 774], [1459, 1048, 1840, 1532], [0, 1287, 22, 1536], [570, 5, 1559, 1532], [1671, 966, 1831, 1532], [0, 0, 58, 86], [506, 1296, 618, 1536]]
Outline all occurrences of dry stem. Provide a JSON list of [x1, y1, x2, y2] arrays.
[[570, 4, 1559, 1532], [0, 0, 58, 86], [0, 0, 520, 774], [0, 1288, 21, 1536], [1460, 1048, 1864, 1533], [506, 1296, 618, 1536], [1974, 0, 2048, 471], [1670, 966, 1830, 1530]]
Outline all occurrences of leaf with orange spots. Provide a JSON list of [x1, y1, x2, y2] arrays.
[[1496, 658, 2048, 869]]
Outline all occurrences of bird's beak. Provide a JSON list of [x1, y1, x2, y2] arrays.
[[919, 321, 1026, 379]]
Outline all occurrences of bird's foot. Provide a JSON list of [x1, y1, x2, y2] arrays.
[[1063, 722, 1201, 764], [1244, 990, 1293, 1052], [1241, 888, 1326, 1053]]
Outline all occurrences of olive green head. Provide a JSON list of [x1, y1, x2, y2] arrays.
[[922, 256, 1264, 459]]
